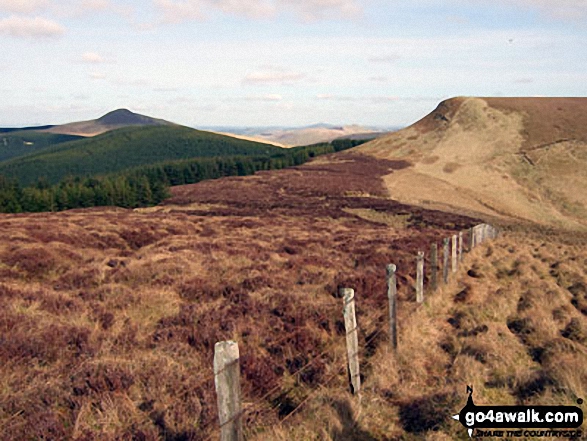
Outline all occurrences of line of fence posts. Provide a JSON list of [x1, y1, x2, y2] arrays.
[[386, 264, 398, 351], [442, 237, 450, 284], [342, 288, 361, 399], [430, 243, 438, 292], [214, 341, 243, 441], [416, 251, 424, 303], [451, 235, 458, 273], [212, 223, 498, 438]]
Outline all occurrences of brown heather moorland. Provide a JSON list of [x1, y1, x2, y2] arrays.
[[1, 98, 587, 440]]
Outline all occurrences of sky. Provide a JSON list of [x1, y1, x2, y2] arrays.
[[1, 0, 586, 128]]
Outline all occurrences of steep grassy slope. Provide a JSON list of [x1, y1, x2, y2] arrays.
[[0, 131, 83, 161], [218, 124, 384, 147], [355, 97, 587, 229], [0, 125, 283, 185]]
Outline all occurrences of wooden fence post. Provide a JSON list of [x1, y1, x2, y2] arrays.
[[341, 288, 361, 397], [443, 237, 450, 284], [458, 232, 463, 262], [214, 341, 243, 441], [469, 227, 475, 250], [430, 243, 438, 291], [451, 235, 458, 273], [416, 251, 424, 303], [386, 265, 398, 351]]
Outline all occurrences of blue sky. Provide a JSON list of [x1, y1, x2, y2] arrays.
[[1, 0, 586, 128]]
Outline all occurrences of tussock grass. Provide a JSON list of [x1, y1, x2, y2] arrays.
[[0, 154, 586, 439]]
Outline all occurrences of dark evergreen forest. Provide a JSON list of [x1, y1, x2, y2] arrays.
[[0, 139, 367, 213]]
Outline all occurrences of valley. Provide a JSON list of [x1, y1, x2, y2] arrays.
[[0, 98, 586, 440]]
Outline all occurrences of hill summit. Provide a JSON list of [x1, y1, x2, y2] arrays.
[[96, 109, 165, 126], [43, 108, 172, 137], [354, 96, 587, 229]]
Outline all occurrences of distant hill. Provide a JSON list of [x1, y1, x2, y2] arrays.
[[41, 109, 173, 137], [0, 125, 283, 186], [0, 125, 55, 134], [354, 96, 587, 229], [0, 131, 84, 162], [206, 123, 390, 147]]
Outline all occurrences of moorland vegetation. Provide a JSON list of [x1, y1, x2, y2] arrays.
[[0, 98, 585, 440]]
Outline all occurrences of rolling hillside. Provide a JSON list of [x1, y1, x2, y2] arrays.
[[0, 125, 283, 186], [354, 97, 587, 229], [0, 97, 586, 439], [0, 131, 84, 162], [211, 124, 388, 147]]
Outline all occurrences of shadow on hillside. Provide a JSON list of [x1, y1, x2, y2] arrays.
[[330, 399, 377, 441]]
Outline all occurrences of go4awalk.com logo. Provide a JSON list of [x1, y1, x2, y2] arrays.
[[452, 386, 584, 438]]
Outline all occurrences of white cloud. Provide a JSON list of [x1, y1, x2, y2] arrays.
[[0, 15, 65, 38], [512, 0, 587, 20], [0, 0, 48, 14], [153, 86, 179, 92], [153, 0, 205, 23], [80, 0, 111, 11], [48, 0, 134, 20], [243, 69, 305, 84], [89, 72, 106, 80], [214, 0, 275, 18], [244, 94, 283, 101], [315, 95, 399, 103], [151, 0, 362, 23], [369, 54, 401, 63], [454, 0, 587, 21], [81, 52, 106, 63], [316, 93, 334, 99], [278, 0, 362, 21], [113, 77, 150, 87]]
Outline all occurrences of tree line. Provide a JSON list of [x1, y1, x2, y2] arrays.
[[0, 138, 369, 214]]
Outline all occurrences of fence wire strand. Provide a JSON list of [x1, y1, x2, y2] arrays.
[[213, 224, 498, 436]]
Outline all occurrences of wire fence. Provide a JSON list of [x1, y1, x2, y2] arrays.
[[212, 223, 499, 440]]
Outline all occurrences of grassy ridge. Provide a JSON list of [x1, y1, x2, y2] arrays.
[[0, 125, 283, 186], [0, 131, 84, 162]]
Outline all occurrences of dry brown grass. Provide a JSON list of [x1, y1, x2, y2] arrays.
[[0, 150, 585, 439], [355, 97, 587, 229], [0, 155, 479, 440]]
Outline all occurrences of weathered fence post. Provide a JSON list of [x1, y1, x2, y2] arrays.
[[443, 237, 450, 284], [214, 341, 243, 441], [342, 288, 361, 398], [386, 265, 398, 351], [469, 227, 475, 250], [430, 243, 438, 291], [416, 251, 424, 303], [458, 232, 463, 262], [451, 235, 458, 273]]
